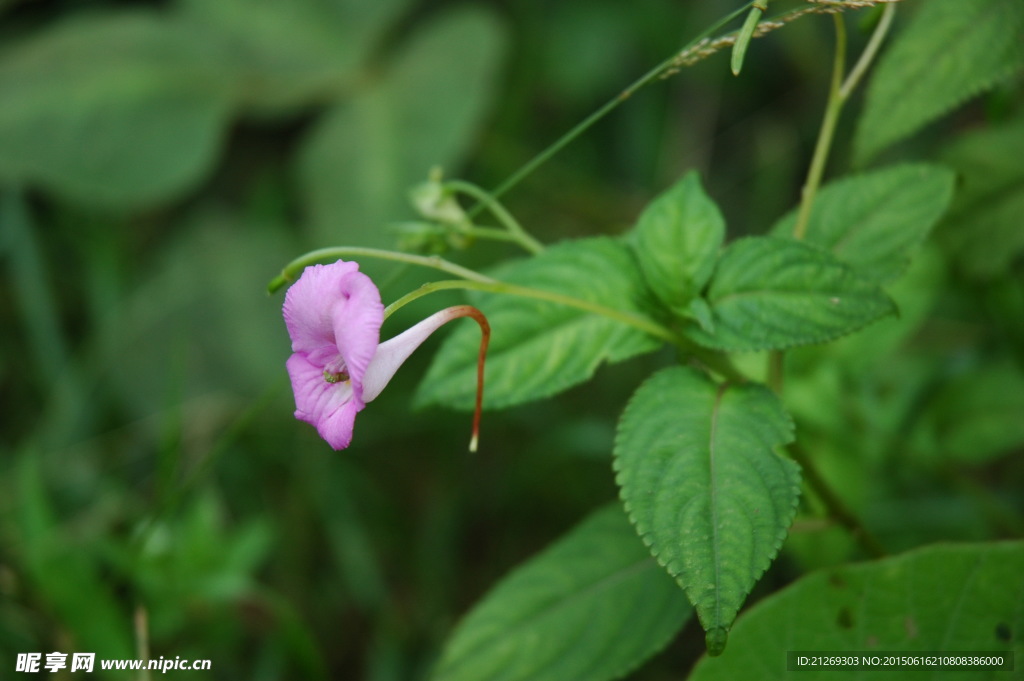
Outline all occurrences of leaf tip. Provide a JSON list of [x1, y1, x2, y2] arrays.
[[705, 626, 729, 656]]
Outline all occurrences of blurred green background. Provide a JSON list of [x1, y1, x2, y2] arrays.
[[1, 0, 1021, 678]]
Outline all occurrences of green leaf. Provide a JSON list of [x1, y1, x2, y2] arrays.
[[297, 7, 505, 244], [937, 118, 1024, 278], [432, 504, 692, 681], [854, 0, 1024, 163], [771, 164, 955, 284], [790, 244, 946, 375], [177, 0, 409, 112], [614, 367, 800, 652], [730, 4, 764, 77], [16, 453, 134, 658], [417, 237, 661, 411], [0, 12, 235, 207], [922, 360, 1024, 464], [686, 237, 896, 352], [629, 170, 725, 316], [688, 541, 1024, 680]]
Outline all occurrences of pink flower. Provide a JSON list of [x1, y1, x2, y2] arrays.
[[283, 260, 487, 450]]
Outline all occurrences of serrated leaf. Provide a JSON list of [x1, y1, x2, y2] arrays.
[[938, 118, 1024, 278], [432, 504, 691, 681], [417, 237, 661, 410], [629, 170, 725, 315], [686, 237, 896, 351], [789, 244, 946, 375], [297, 7, 504, 244], [0, 12, 235, 207], [854, 0, 1024, 163], [688, 541, 1024, 680], [614, 367, 800, 649], [771, 164, 955, 284]]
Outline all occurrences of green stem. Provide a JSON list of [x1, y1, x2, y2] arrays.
[[773, 5, 895, 392], [444, 180, 545, 254], [793, 12, 847, 241], [384, 279, 672, 339], [460, 225, 533, 245], [840, 2, 896, 100], [780, 6, 897, 558], [384, 279, 747, 383], [268, 247, 495, 294], [789, 442, 887, 559], [482, 2, 755, 205], [792, 2, 897, 240]]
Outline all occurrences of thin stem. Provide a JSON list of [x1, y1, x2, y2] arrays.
[[384, 279, 748, 383], [384, 279, 675, 341], [134, 605, 152, 681], [840, 3, 896, 100], [460, 225, 528, 245], [443, 305, 490, 453], [268, 247, 495, 294], [482, 2, 755, 205], [793, 12, 846, 241], [789, 442, 887, 558], [445, 180, 545, 254], [792, 3, 897, 240]]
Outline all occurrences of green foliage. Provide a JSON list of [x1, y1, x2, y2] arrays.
[[432, 504, 692, 681], [937, 119, 1024, 278], [771, 164, 955, 284], [296, 7, 505, 244], [15, 454, 135, 660], [686, 237, 896, 351], [3, 0, 1023, 677], [417, 237, 661, 410], [854, 0, 1024, 163], [177, 0, 408, 112], [689, 541, 1024, 680], [0, 11, 235, 207], [920, 359, 1024, 464], [613, 367, 800, 650], [629, 170, 724, 317]]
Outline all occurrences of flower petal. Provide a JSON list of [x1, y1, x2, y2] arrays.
[[363, 307, 462, 402], [286, 352, 363, 450], [331, 268, 384, 396], [283, 260, 362, 354]]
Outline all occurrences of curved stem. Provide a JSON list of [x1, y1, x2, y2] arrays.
[[384, 279, 747, 383], [445, 180, 545, 254], [384, 279, 673, 340], [840, 2, 896, 100], [268, 247, 495, 294], [452, 305, 490, 453], [792, 3, 897, 240]]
